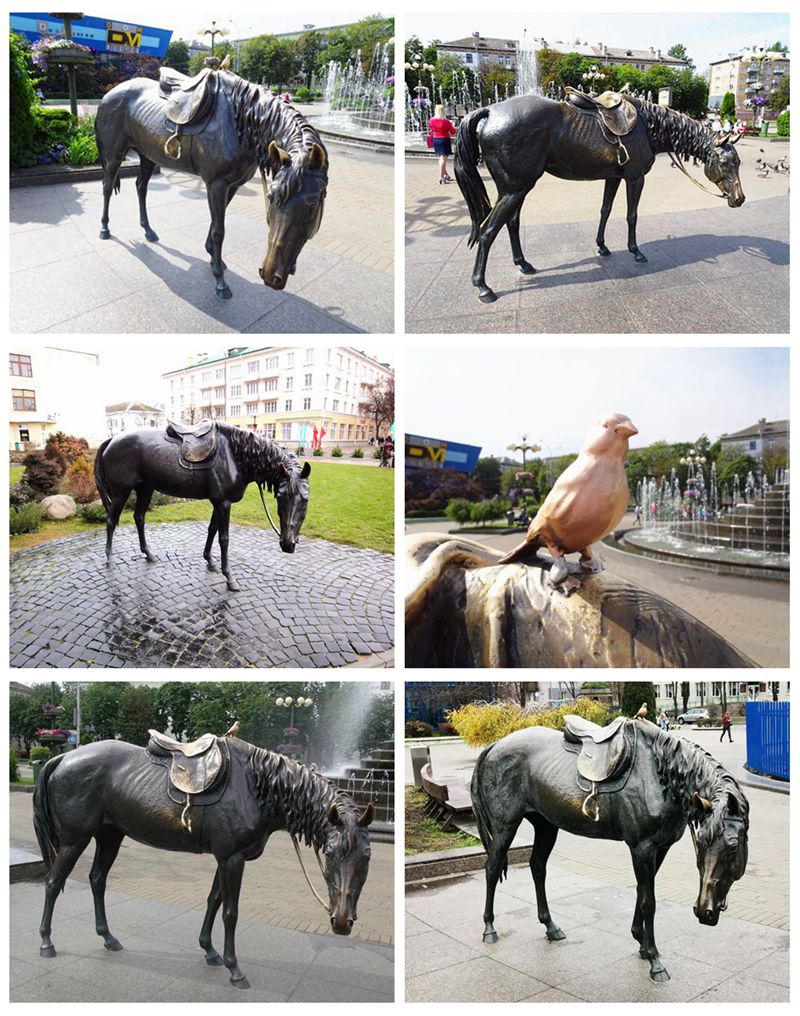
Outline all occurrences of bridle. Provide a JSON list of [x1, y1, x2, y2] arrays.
[[257, 481, 281, 538], [290, 832, 332, 914], [668, 150, 728, 199]]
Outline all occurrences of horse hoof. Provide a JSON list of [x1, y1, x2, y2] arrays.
[[515, 261, 536, 275], [650, 969, 670, 983], [40, 945, 57, 958], [478, 289, 497, 304], [632, 250, 648, 263], [482, 931, 498, 944], [205, 560, 217, 571], [145, 553, 158, 563], [144, 229, 159, 243], [226, 581, 240, 592], [546, 928, 566, 941], [99, 228, 110, 240], [205, 954, 224, 966], [216, 284, 233, 300], [230, 976, 250, 990], [597, 245, 611, 257], [104, 937, 123, 951]]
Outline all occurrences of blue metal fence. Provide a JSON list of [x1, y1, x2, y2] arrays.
[[746, 701, 789, 781]]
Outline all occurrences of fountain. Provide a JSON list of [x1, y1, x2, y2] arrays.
[[515, 35, 540, 96], [311, 41, 394, 147], [613, 464, 790, 580]]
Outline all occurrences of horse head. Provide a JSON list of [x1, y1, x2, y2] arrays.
[[690, 790, 748, 926], [705, 134, 745, 207], [274, 458, 311, 554], [323, 801, 374, 935], [259, 141, 328, 290]]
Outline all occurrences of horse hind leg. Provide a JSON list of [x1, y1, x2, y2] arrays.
[[90, 826, 125, 951], [135, 154, 159, 242], [596, 177, 622, 256], [105, 492, 129, 564], [528, 814, 566, 941], [133, 485, 157, 562], [99, 149, 124, 241], [507, 205, 535, 275], [481, 823, 518, 943], [39, 836, 92, 957], [472, 191, 527, 303]]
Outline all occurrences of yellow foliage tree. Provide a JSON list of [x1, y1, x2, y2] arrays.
[[447, 697, 611, 748]]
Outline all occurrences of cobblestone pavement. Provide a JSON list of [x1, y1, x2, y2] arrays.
[[11, 144, 392, 334], [10, 523, 394, 668], [405, 521, 788, 667], [406, 138, 789, 333]]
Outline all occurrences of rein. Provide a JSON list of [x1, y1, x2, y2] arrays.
[[668, 150, 726, 198], [290, 832, 331, 914], [257, 481, 280, 537]]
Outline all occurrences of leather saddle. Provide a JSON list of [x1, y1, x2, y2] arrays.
[[158, 67, 219, 157], [165, 419, 218, 468], [565, 87, 639, 137], [146, 729, 230, 836], [562, 715, 636, 821]]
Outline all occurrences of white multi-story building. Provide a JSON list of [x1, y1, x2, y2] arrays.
[[162, 346, 394, 449], [106, 401, 165, 437], [654, 680, 789, 710], [707, 48, 789, 118], [8, 347, 106, 450], [719, 418, 789, 461]]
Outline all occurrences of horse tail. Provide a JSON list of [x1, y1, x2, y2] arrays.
[[93, 438, 113, 513], [470, 741, 508, 881], [33, 754, 66, 868], [454, 107, 492, 248]]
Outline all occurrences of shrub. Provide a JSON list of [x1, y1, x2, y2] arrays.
[[294, 86, 312, 102], [45, 432, 90, 467], [373, 448, 383, 459], [30, 745, 52, 763], [448, 697, 612, 748], [10, 750, 20, 782], [43, 441, 68, 475], [313, 447, 324, 456], [21, 451, 61, 498], [62, 455, 97, 503], [351, 447, 364, 458], [470, 499, 510, 526], [123, 490, 171, 511], [445, 498, 474, 525], [10, 31, 39, 168], [776, 110, 789, 136], [437, 721, 456, 736], [405, 719, 434, 738], [331, 445, 343, 457], [10, 479, 35, 509], [67, 116, 98, 164], [10, 502, 44, 535], [78, 501, 107, 524]]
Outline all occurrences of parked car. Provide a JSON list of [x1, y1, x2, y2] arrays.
[[676, 707, 710, 725]]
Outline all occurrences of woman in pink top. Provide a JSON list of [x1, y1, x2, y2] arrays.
[[429, 104, 457, 184]]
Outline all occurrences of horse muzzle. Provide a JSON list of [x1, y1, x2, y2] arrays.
[[693, 903, 721, 926], [259, 265, 287, 290], [279, 537, 296, 554]]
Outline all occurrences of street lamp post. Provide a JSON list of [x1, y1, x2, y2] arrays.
[[582, 64, 606, 95], [198, 20, 230, 59], [507, 434, 541, 471], [275, 693, 313, 738]]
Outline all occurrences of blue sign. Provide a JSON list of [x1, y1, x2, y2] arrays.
[[406, 433, 482, 473], [10, 13, 172, 58], [68, 734, 77, 744]]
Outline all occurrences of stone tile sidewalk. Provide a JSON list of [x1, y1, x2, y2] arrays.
[[10, 145, 393, 334]]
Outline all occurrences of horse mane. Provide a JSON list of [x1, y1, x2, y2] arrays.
[[247, 745, 361, 851], [643, 722, 749, 835], [216, 422, 300, 493], [630, 96, 716, 163], [223, 72, 327, 205]]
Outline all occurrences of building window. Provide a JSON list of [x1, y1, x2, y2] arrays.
[[264, 400, 277, 413], [465, 53, 473, 64], [303, 397, 311, 410], [749, 440, 757, 450], [245, 381, 258, 395], [214, 387, 224, 399], [305, 348, 314, 363], [266, 356, 278, 369], [230, 404, 241, 416], [9, 354, 32, 377], [285, 400, 292, 412], [332, 399, 339, 412], [230, 384, 241, 397], [248, 360, 259, 373], [281, 422, 292, 440], [335, 378, 341, 391], [265, 377, 277, 392], [286, 352, 294, 367], [215, 368, 225, 380], [12, 388, 36, 411], [202, 371, 211, 383], [266, 423, 276, 438], [337, 353, 343, 367], [304, 373, 312, 387], [230, 365, 242, 378], [245, 401, 258, 415], [286, 376, 294, 390]]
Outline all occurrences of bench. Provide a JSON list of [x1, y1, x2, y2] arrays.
[[165, 419, 217, 463], [565, 87, 639, 137], [420, 763, 472, 830], [562, 715, 635, 821], [147, 729, 227, 831]]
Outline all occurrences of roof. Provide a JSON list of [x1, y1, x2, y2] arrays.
[[708, 50, 790, 66], [721, 419, 790, 441], [105, 401, 163, 414], [439, 35, 688, 65]]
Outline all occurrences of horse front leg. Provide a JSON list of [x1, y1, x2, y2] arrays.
[[203, 505, 219, 570], [471, 191, 526, 303], [629, 842, 669, 982], [199, 869, 224, 965], [204, 185, 238, 270], [217, 501, 239, 592], [596, 176, 622, 256], [135, 154, 159, 242], [133, 485, 157, 562], [105, 493, 128, 564], [89, 826, 125, 951], [481, 823, 518, 943], [529, 815, 565, 940], [217, 853, 248, 988], [206, 179, 232, 299], [39, 837, 92, 957], [631, 844, 669, 952], [625, 175, 648, 262]]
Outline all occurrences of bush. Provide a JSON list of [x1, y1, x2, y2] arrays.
[[294, 86, 312, 102], [470, 499, 509, 526], [43, 441, 68, 476], [10, 479, 36, 509], [351, 447, 364, 458], [123, 490, 171, 511], [10, 750, 20, 782], [78, 501, 107, 524], [331, 445, 343, 457], [21, 451, 61, 498], [30, 745, 52, 763], [776, 110, 789, 136], [45, 431, 90, 466], [10, 502, 44, 535], [10, 31, 39, 168], [67, 115, 98, 164], [373, 448, 383, 459], [445, 498, 474, 525], [405, 719, 434, 738], [448, 697, 612, 748], [313, 447, 324, 456], [62, 455, 97, 503]]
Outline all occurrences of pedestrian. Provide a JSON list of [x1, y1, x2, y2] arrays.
[[634, 504, 642, 526], [427, 104, 457, 185], [657, 708, 668, 730], [720, 710, 733, 743]]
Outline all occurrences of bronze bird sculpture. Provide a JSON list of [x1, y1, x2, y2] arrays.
[[499, 411, 638, 589], [635, 703, 648, 719], [224, 720, 240, 738]]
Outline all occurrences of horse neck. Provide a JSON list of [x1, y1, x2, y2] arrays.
[[648, 724, 743, 820], [220, 423, 290, 487], [638, 100, 714, 162], [249, 747, 341, 849], [229, 76, 322, 174]]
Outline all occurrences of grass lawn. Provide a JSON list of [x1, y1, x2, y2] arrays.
[[405, 786, 481, 856], [10, 465, 24, 485], [9, 461, 393, 555]]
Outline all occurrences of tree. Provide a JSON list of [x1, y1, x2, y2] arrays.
[[716, 452, 759, 488], [720, 92, 737, 122], [296, 31, 323, 86], [769, 73, 790, 112], [187, 52, 207, 76], [359, 377, 394, 440], [473, 457, 502, 497], [667, 43, 695, 72], [620, 682, 657, 720], [186, 698, 232, 741], [769, 42, 789, 54], [163, 39, 190, 74], [154, 682, 199, 739], [240, 35, 299, 87], [10, 31, 39, 168], [482, 61, 515, 100], [116, 686, 159, 746], [81, 682, 131, 740]]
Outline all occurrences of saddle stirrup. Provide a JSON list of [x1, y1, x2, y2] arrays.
[[581, 783, 601, 822], [181, 794, 193, 833]]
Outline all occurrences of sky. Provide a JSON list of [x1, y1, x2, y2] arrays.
[[45, 341, 395, 406], [405, 347, 789, 458], [406, 12, 790, 74]]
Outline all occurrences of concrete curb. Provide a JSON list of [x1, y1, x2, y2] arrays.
[[10, 157, 155, 189], [739, 762, 790, 794]]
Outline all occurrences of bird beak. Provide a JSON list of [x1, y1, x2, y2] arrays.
[[615, 422, 638, 437]]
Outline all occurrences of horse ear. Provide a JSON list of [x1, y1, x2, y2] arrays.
[[308, 143, 327, 171], [730, 132, 743, 146], [357, 802, 375, 827], [301, 461, 311, 479], [692, 791, 713, 817], [727, 792, 741, 816], [714, 132, 729, 147], [326, 803, 341, 826], [268, 141, 292, 171]]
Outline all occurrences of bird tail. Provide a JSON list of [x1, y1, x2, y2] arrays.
[[497, 534, 544, 565]]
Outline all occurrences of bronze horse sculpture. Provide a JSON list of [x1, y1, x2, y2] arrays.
[[455, 93, 745, 302], [95, 63, 328, 298], [94, 421, 310, 591], [471, 717, 749, 982], [33, 732, 374, 989]]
